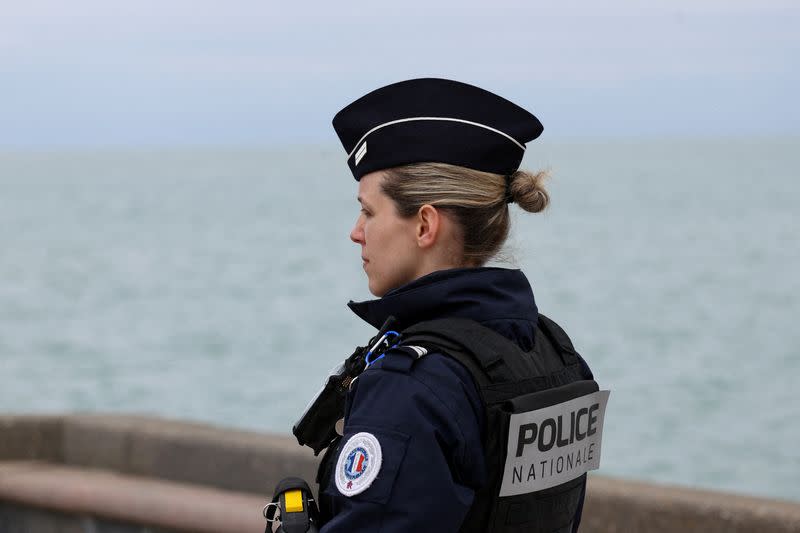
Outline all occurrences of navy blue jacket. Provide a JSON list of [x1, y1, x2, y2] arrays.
[[318, 267, 586, 532]]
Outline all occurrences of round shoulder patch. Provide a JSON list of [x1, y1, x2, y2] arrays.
[[335, 432, 383, 497]]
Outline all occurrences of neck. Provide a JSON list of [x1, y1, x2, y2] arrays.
[[411, 255, 465, 285]]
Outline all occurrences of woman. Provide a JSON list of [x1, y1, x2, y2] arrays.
[[314, 78, 602, 532]]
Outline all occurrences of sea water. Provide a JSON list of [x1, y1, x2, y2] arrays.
[[1, 138, 798, 502]]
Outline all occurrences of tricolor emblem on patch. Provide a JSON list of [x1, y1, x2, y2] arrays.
[[335, 432, 382, 497]]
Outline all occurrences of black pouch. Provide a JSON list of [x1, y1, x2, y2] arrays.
[[293, 317, 398, 456], [292, 352, 363, 455]]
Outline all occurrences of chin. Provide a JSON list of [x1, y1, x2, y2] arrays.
[[368, 280, 388, 297], [368, 273, 399, 297]]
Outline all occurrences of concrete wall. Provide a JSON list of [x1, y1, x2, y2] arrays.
[[0, 414, 317, 494], [0, 502, 178, 533], [1, 414, 798, 532]]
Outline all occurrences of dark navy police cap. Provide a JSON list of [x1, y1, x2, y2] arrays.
[[332, 78, 544, 180]]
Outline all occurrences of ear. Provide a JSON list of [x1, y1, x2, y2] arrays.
[[415, 204, 440, 249]]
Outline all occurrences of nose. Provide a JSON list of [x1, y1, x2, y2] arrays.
[[350, 215, 365, 244]]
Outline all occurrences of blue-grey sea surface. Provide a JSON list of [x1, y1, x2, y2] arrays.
[[1, 138, 798, 502]]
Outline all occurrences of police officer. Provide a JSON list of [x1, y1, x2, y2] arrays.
[[297, 78, 605, 532]]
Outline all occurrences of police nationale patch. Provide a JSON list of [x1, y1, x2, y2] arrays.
[[335, 432, 382, 497], [500, 390, 610, 496]]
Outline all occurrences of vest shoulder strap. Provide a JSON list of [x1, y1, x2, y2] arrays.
[[537, 313, 579, 366], [400, 317, 524, 384], [395, 314, 586, 393]]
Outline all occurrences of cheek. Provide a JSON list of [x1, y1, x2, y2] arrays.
[[364, 213, 416, 256], [363, 217, 388, 244]]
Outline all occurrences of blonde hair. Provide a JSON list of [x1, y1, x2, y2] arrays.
[[381, 162, 549, 265]]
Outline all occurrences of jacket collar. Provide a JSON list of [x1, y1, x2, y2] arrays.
[[348, 267, 539, 348]]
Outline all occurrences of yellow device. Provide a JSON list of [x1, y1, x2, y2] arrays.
[[284, 489, 304, 513], [265, 477, 319, 533]]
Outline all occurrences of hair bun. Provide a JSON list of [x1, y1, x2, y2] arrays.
[[508, 170, 550, 213]]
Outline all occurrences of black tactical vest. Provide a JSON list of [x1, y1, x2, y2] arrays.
[[398, 314, 599, 533], [316, 314, 603, 532]]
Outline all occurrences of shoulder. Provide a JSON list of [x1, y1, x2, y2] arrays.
[[346, 349, 484, 437], [339, 349, 487, 493], [367, 348, 480, 404], [321, 350, 489, 519]]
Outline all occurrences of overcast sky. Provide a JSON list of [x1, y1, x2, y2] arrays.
[[2, 0, 798, 147]]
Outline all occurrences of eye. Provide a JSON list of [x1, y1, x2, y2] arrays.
[[360, 208, 372, 217]]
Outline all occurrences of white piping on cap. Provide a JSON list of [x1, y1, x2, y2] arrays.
[[346, 116, 526, 161]]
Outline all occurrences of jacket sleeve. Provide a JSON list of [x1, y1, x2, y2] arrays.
[[319, 353, 486, 533]]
